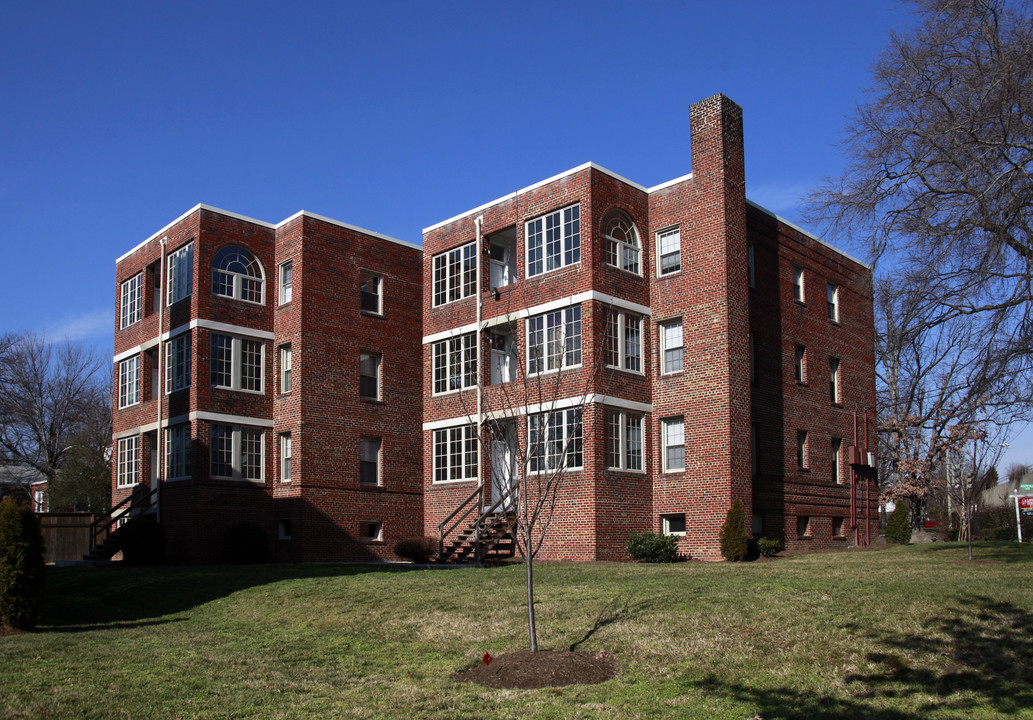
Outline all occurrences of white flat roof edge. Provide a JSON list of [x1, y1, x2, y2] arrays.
[[647, 173, 693, 192], [117, 205, 416, 264], [423, 162, 651, 234], [745, 199, 870, 269]]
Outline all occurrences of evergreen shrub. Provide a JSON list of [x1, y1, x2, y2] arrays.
[[719, 499, 749, 561], [626, 532, 679, 563], [394, 536, 438, 563], [756, 537, 782, 557], [885, 504, 912, 544], [0, 498, 45, 630]]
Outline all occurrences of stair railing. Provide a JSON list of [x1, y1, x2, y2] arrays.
[[437, 485, 482, 559], [89, 486, 158, 551]]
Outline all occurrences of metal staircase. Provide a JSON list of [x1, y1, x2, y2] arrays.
[[437, 484, 519, 565]]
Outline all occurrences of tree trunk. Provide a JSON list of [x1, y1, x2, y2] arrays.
[[525, 551, 538, 652]]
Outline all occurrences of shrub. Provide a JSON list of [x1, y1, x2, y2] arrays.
[[224, 522, 269, 564], [626, 532, 679, 563], [885, 503, 912, 544], [0, 498, 45, 630], [756, 537, 782, 557], [394, 536, 438, 563], [719, 499, 749, 561], [118, 516, 165, 565]]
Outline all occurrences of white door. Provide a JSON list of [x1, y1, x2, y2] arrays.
[[490, 438, 517, 511]]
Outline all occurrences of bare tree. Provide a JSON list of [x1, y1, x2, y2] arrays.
[[945, 430, 1009, 559], [0, 334, 105, 503], [48, 372, 112, 512]]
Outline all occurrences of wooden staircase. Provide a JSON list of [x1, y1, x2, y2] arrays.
[[83, 486, 158, 562], [438, 511, 517, 564]]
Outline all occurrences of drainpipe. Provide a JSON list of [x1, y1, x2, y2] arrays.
[[865, 411, 871, 546], [852, 411, 857, 546], [474, 216, 484, 563], [155, 237, 167, 523]]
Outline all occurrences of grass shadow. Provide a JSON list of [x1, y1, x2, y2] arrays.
[[41, 563, 420, 631], [686, 595, 1033, 719], [568, 595, 660, 651]]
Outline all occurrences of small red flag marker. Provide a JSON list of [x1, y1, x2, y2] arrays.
[[482, 652, 493, 665]]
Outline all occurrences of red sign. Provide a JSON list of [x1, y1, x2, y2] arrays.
[[482, 652, 493, 665], [1019, 497, 1033, 516]]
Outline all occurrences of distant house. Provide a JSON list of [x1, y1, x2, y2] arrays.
[[0, 464, 47, 512], [980, 473, 1032, 508]]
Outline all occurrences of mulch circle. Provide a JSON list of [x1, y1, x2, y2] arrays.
[[453, 650, 618, 689]]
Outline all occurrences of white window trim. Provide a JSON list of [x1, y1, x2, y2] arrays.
[[118, 356, 141, 409], [661, 417, 685, 473], [830, 356, 841, 404], [165, 335, 191, 394], [210, 423, 265, 482], [525, 203, 581, 278], [360, 351, 381, 401], [360, 437, 381, 486], [359, 520, 383, 542], [212, 246, 265, 305], [360, 270, 383, 315], [432, 241, 476, 308], [660, 319, 684, 376], [604, 309, 644, 374], [528, 408, 584, 474], [798, 430, 809, 470], [602, 214, 641, 276], [167, 242, 194, 306], [792, 265, 805, 303], [605, 409, 645, 473], [120, 273, 143, 328], [116, 436, 139, 488], [432, 333, 476, 395], [280, 432, 292, 483], [795, 345, 807, 384], [210, 333, 264, 394], [279, 260, 293, 305], [662, 514, 687, 536], [832, 437, 843, 484], [165, 424, 191, 481], [656, 226, 681, 277], [526, 305, 582, 376], [827, 283, 840, 322], [280, 343, 292, 394], [432, 425, 478, 484]]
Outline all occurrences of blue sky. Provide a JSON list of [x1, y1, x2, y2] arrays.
[[1, 1, 1028, 468]]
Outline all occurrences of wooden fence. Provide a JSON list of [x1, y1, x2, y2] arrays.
[[39, 513, 99, 564]]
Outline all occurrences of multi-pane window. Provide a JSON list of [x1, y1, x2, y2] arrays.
[[360, 351, 381, 400], [280, 433, 292, 482], [529, 408, 583, 473], [603, 309, 642, 372], [279, 260, 293, 304], [280, 344, 292, 394], [211, 423, 264, 481], [792, 265, 804, 303], [662, 417, 685, 472], [827, 283, 839, 322], [118, 356, 140, 408], [660, 319, 683, 375], [832, 437, 842, 484], [432, 333, 476, 394], [165, 424, 190, 480], [795, 345, 807, 383], [120, 274, 142, 328], [829, 357, 841, 403], [432, 242, 476, 307], [797, 430, 809, 469], [605, 409, 643, 471], [657, 227, 681, 276], [527, 305, 582, 373], [116, 436, 139, 487], [433, 425, 477, 482], [212, 245, 264, 303], [210, 334, 263, 392], [167, 242, 194, 305], [360, 271, 382, 314], [360, 438, 381, 485], [602, 211, 640, 274], [663, 514, 687, 535], [527, 204, 580, 277], [165, 335, 190, 393]]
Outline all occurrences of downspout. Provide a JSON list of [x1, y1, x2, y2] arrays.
[[474, 216, 484, 563], [852, 410, 857, 546], [865, 410, 871, 546], [155, 237, 168, 522]]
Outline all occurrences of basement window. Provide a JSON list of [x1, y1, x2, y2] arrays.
[[278, 519, 293, 541], [797, 516, 811, 538], [360, 521, 383, 542], [662, 514, 686, 536]]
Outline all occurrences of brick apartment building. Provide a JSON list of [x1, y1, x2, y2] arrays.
[[111, 94, 878, 563], [111, 206, 422, 563]]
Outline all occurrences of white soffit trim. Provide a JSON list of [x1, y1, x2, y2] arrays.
[[114, 319, 273, 363], [280, 210, 421, 251], [191, 411, 275, 428], [423, 162, 649, 234], [745, 199, 869, 269], [422, 394, 652, 431]]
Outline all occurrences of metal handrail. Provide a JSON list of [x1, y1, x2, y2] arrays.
[[437, 485, 483, 558], [88, 487, 158, 551]]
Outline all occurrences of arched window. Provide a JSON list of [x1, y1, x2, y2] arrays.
[[602, 210, 640, 275], [212, 246, 264, 303]]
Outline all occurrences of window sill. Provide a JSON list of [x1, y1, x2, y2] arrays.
[[360, 397, 384, 405], [277, 301, 292, 309], [831, 402, 843, 408], [361, 311, 384, 319], [659, 370, 684, 378], [796, 381, 809, 387], [657, 271, 682, 280], [794, 300, 806, 307], [829, 320, 841, 327], [359, 483, 384, 491], [604, 366, 645, 376]]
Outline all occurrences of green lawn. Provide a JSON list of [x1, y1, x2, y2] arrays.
[[2, 543, 1032, 719]]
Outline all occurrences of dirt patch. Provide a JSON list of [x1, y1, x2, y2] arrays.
[[949, 559, 1003, 565], [454, 650, 618, 689]]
